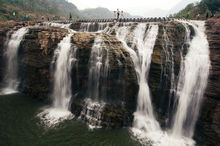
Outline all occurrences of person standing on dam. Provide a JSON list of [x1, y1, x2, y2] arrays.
[[114, 11, 116, 19], [117, 9, 120, 20]]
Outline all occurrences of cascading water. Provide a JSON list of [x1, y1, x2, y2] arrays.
[[79, 23, 109, 32], [116, 23, 161, 142], [51, 33, 74, 110], [116, 21, 210, 146], [171, 21, 210, 138], [38, 32, 77, 127], [87, 35, 105, 99], [79, 98, 105, 130], [79, 35, 109, 129], [43, 22, 71, 29], [0, 27, 28, 95]]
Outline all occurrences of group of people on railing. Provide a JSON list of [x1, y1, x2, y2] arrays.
[[113, 9, 124, 20]]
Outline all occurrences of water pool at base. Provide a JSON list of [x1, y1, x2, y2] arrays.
[[0, 93, 140, 146]]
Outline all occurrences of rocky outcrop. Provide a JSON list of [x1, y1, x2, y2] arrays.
[[19, 26, 68, 99], [194, 17, 220, 146], [149, 22, 186, 126], [0, 20, 219, 143], [17, 27, 138, 127], [71, 33, 138, 127]]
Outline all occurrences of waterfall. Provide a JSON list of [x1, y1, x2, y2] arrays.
[[79, 23, 109, 32], [38, 32, 77, 127], [116, 21, 210, 146], [79, 35, 109, 129], [171, 21, 210, 138], [43, 22, 71, 29], [51, 33, 74, 110], [79, 98, 105, 130], [117, 23, 160, 139], [87, 35, 103, 99], [0, 27, 28, 95], [132, 24, 160, 132]]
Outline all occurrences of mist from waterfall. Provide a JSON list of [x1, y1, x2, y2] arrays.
[[0, 27, 28, 95], [171, 21, 210, 138]]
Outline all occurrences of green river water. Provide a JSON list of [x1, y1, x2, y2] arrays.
[[0, 93, 140, 146]]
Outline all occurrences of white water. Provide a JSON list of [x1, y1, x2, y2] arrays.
[[80, 34, 109, 128], [0, 27, 28, 95], [80, 23, 109, 32], [87, 35, 106, 99], [38, 32, 77, 127], [44, 22, 71, 29], [117, 23, 161, 139], [171, 21, 210, 138], [116, 21, 209, 146], [79, 98, 105, 130]]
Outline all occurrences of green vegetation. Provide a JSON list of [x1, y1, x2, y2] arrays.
[[171, 0, 220, 19], [0, 0, 81, 21]]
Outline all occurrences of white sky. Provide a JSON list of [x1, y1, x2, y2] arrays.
[[67, 0, 199, 17]]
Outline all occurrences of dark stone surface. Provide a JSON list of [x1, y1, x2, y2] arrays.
[[194, 17, 220, 146]]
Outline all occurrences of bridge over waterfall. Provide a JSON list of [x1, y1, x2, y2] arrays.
[[57, 17, 174, 23]]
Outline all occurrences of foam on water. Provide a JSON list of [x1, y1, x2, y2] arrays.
[[37, 107, 74, 127]]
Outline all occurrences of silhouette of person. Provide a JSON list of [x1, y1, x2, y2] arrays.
[[69, 13, 72, 20], [206, 13, 209, 20], [117, 9, 120, 20]]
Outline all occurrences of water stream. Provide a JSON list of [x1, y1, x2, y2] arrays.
[[0, 27, 28, 95]]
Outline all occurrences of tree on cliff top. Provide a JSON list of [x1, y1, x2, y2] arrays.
[[202, 0, 220, 14], [171, 0, 220, 19]]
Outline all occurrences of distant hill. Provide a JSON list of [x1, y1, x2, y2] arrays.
[[80, 7, 133, 19], [0, 0, 81, 21], [171, 0, 220, 19]]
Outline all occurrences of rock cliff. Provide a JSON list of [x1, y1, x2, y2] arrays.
[[194, 17, 220, 146], [0, 19, 219, 144]]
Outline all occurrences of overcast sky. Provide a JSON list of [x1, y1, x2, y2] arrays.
[[67, 0, 199, 17]]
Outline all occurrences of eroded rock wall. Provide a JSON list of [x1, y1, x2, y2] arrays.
[[71, 33, 138, 127], [194, 17, 220, 146], [18, 26, 68, 99]]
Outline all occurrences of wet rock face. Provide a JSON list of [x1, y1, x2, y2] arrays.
[[148, 22, 186, 127], [71, 32, 138, 127], [18, 26, 68, 99], [194, 17, 220, 146]]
